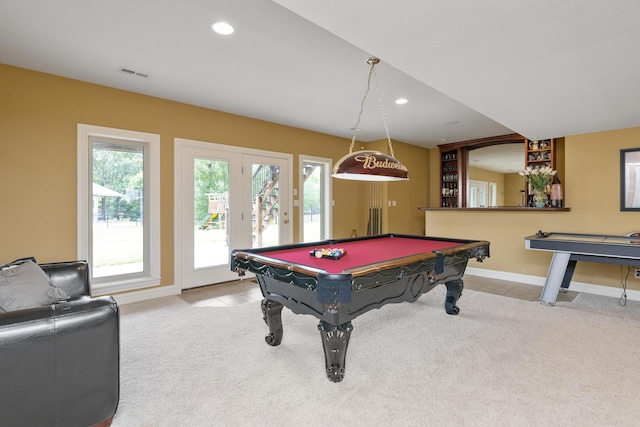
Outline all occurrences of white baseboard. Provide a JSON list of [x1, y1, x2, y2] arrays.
[[465, 267, 640, 302], [112, 284, 180, 305]]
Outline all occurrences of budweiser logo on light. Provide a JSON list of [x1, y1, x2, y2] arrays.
[[355, 153, 408, 172]]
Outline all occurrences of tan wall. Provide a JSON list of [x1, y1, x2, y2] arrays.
[[425, 126, 640, 291], [0, 64, 429, 288], [504, 173, 526, 207], [366, 139, 430, 235]]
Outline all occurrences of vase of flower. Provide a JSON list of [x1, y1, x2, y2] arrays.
[[519, 165, 556, 208], [532, 188, 547, 208]]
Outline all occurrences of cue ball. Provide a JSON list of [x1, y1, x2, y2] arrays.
[[315, 251, 323, 258]]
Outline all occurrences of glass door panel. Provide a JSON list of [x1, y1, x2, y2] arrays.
[[244, 155, 289, 249], [252, 163, 280, 247], [193, 158, 229, 269]]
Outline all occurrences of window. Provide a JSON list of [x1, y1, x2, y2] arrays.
[[299, 155, 332, 242], [77, 124, 160, 295]]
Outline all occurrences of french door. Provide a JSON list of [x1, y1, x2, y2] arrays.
[[175, 139, 291, 290]]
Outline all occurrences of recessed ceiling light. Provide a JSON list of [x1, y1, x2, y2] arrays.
[[395, 98, 408, 105], [445, 120, 460, 126], [212, 22, 234, 35]]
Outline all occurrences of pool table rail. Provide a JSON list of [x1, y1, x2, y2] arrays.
[[232, 250, 327, 278]]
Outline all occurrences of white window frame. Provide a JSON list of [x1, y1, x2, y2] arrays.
[[298, 155, 333, 241], [77, 124, 161, 295]]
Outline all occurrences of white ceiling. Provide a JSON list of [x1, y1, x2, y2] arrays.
[[1, 0, 639, 167]]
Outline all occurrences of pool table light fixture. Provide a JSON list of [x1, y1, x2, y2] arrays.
[[332, 57, 410, 181]]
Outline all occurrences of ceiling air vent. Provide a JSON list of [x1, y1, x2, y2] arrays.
[[118, 67, 150, 79]]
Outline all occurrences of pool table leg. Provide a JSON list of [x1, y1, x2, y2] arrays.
[[318, 321, 353, 383], [444, 279, 463, 315], [261, 299, 284, 346]]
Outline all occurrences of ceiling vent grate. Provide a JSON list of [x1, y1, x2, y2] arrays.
[[118, 67, 150, 79]]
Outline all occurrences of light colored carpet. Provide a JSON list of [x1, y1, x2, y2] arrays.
[[112, 287, 640, 427]]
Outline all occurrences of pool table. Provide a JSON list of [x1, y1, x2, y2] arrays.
[[230, 233, 490, 382]]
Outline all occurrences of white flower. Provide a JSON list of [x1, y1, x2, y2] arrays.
[[519, 166, 556, 191]]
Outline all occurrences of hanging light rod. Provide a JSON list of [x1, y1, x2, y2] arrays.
[[332, 57, 409, 181]]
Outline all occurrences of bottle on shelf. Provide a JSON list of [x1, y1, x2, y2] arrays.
[[550, 175, 563, 208]]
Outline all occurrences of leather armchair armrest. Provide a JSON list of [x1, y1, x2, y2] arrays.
[[40, 260, 90, 298]]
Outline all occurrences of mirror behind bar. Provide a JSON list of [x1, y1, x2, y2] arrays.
[[438, 134, 564, 208], [468, 143, 524, 207]]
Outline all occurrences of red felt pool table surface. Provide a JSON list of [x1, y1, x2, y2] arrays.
[[260, 236, 462, 274]]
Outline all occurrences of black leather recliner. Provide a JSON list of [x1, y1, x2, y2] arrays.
[[0, 261, 119, 427]]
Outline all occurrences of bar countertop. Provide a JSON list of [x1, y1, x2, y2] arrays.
[[419, 207, 571, 212]]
